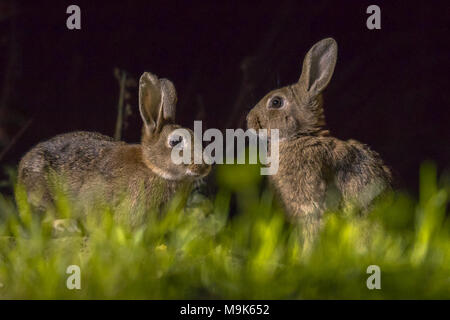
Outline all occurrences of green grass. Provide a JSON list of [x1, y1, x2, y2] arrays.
[[0, 161, 449, 299]]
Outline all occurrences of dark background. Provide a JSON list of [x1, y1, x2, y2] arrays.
[[0, 0, 448, 194]]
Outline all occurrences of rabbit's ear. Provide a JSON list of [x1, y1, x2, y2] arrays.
[[139, 73, 176, 136], [160, 79, 177, 123], [297, 38, 337, 97], [139, 72, 162, 135]]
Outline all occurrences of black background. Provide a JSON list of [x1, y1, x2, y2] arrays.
[[0, 0, 448, 194]]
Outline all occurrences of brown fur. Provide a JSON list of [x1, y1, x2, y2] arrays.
[[18, 72, 210, 223], [246, 38, 391, 234]]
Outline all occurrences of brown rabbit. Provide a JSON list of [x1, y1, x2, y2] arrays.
[[18, 72, 211, 225], [246, 38, 391, 235]]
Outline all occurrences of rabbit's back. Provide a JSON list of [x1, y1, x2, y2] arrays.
[[18, 131, 124, 208], [18, 131, 184, 217], [274, 136, 391, 218], [333, 138, 391, 208], [19, 131, 121, 179]]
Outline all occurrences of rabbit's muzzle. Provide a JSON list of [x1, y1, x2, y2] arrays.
[[246, 110, 261, 130], [186, 163, 211, 179]]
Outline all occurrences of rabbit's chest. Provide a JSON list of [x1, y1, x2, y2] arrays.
[[272, 154, 327, 193], [269, 140, 332, 217], [276, 141, 328, 180]]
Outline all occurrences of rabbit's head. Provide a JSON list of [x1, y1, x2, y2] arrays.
[[247, 38, 337, 139], [139, 72, 211, 180]]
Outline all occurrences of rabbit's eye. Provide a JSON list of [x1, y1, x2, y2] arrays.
[[169, 135, 183, 147], [269, 96, 284, 109]]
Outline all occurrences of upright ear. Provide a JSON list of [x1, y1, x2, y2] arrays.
[[160, 79, 177, 123], [139, 72, 177, 136], [298, 38, 338, 97]]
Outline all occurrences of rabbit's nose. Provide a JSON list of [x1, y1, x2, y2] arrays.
[[246, 112, 260, 130]]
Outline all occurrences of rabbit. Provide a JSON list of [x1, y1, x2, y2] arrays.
[[246, 38, 392, 235], [18, 72, 211, 225]]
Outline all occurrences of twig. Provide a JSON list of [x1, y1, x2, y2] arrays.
[[114, 69, 127, 141], [0, 118, 32, 162]]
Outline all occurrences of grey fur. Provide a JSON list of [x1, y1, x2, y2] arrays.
[[246, 38, 391, 235], [18, 72, 211, 224]]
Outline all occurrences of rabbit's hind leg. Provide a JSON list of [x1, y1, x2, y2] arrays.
[[335, 166, 388, 214]]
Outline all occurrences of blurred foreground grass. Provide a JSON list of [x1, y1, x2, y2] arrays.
[[0, 162, 449, 299]]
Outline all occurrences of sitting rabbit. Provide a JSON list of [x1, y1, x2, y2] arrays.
[[246, 38, 391, 234], [18, 72, 211, 224]]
